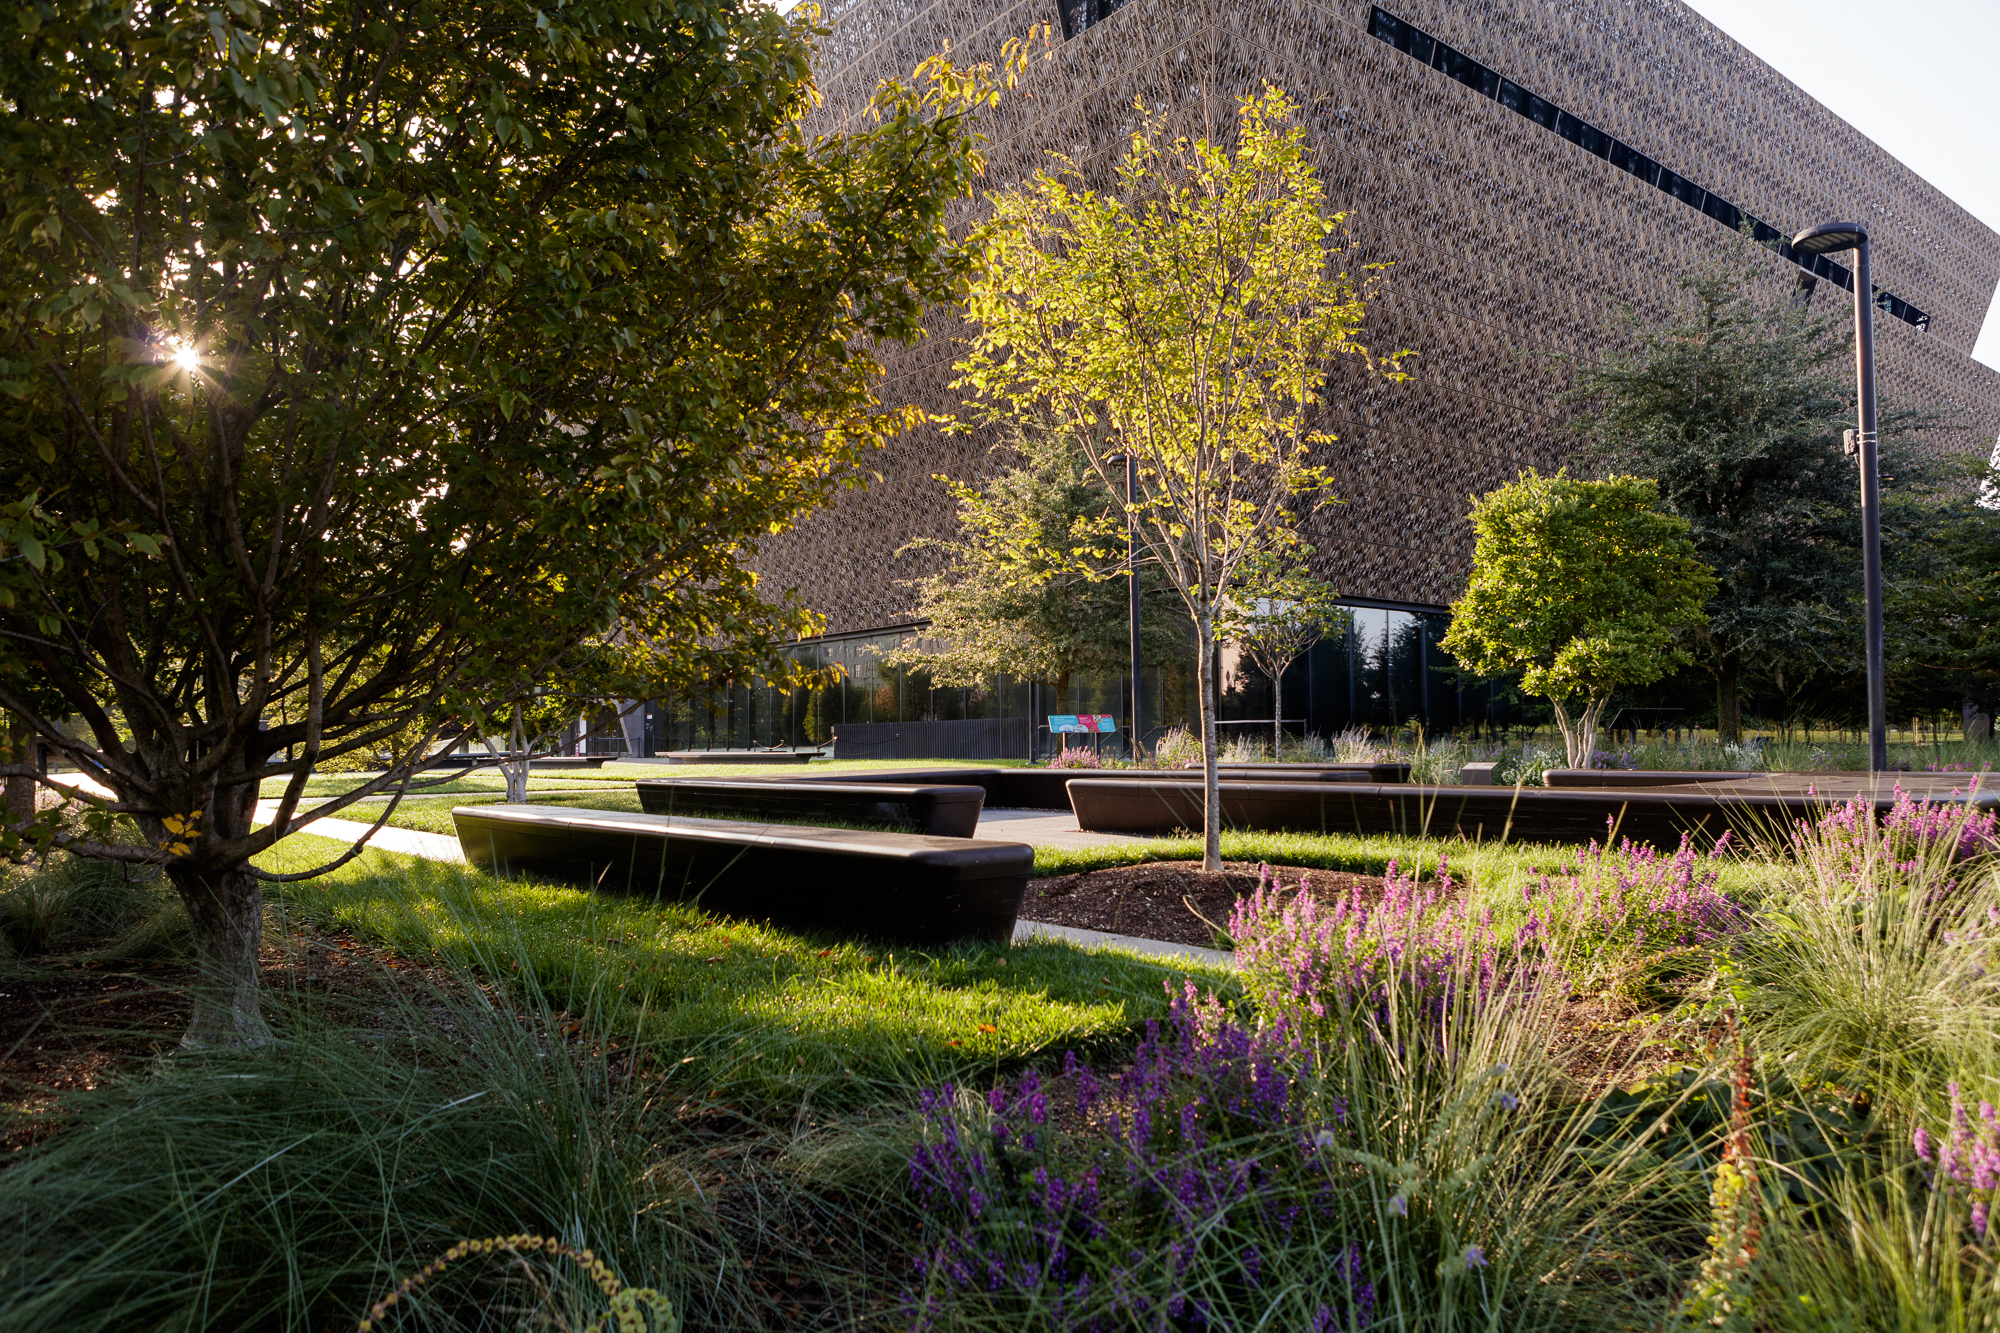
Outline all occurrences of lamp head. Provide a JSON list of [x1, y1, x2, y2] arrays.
[[1791, 222, 1868, 255]]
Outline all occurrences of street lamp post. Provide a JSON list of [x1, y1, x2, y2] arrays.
[[1791, 221, 1886, 772]]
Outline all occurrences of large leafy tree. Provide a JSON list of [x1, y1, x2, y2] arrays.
[[1567, 253, 1890, 739], [1441, 472, 1715, 769], [1887, 456, 2000, 733], [885, 421, 1182, 709], [0, 0, 1023, 1045], [957, 87, 1404, 871]]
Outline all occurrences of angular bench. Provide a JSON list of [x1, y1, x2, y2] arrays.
[[452, 804, 1031, 945], [660, 750, 815, 766], [766, 762, 1408, 812], [1064, 776, 2000, 849], [635, 778, 984, 837]]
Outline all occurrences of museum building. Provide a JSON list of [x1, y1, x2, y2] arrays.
[[646, 0, 2000, 758]]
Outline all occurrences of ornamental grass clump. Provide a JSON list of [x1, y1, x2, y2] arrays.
[[1518, 831, 1748, 996], [1735, 783, 2000, 1106]]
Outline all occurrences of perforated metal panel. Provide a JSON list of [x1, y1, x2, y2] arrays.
[[753, 0, 2000, 635]]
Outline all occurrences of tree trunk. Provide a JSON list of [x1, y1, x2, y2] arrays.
[[1196, 609, 1221, 873], [170, 861, 273, 1048], [1715, 657, 1742, 744], [4, 712, 33, 830], [1549, 695, 1611, 770], [492, 703, 531, 804], [1272, 666, 1284, 762]]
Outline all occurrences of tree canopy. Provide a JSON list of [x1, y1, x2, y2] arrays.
[[1567, 253, 1885, 737], [885, 421, 1182, 703], [0, 0, 1025, 1044], [1441, 472, 1715, 769], [956, 86, 1403, 869]]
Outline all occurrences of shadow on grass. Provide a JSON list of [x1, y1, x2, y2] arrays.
[[261, 833, 1230, 1109]]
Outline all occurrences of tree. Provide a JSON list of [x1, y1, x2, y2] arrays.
[[884, 421, 1182, 711], [1568, 251, 1888, 740], [1888, 454, 2000, 735], [1223, 550, 1347, 759], [957, 87, 1405, 871], [0, 0, 1029, 1045], [1441, 472, 1715, 769]]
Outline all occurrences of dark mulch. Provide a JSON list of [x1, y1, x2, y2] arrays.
[[1021, 859, 1444, 949], [0, 930, 483, 1155]]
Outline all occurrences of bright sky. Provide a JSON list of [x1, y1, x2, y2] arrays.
[[1673, 0, 2000, 369]]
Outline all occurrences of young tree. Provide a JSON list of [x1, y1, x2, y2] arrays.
[[957, 87, 1405, 871], [1441, 472, 1715, 769], [1223, 551, 1347, 759], [885, 422, 1182, 710], [0, 0, 1028, 1045], [1567, 250, 1902, 739]]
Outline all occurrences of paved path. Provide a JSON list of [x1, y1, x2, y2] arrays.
[[254, 801, 465, 862], [973, 807, 1156, 852]]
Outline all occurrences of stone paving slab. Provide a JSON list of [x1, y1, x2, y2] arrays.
[[973, 807, 1156, 851]]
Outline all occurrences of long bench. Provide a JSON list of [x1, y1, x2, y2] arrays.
[[769, 762, 1407, 811], [1063, 776, 2000, 849], [660, 750, 815, 766], [635, 778, 984, 837], [453, 804, 1032, 945]]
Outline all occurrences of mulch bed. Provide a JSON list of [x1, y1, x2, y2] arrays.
[[0, 929, 482, 1155], [1020, 859, 1457, 949]]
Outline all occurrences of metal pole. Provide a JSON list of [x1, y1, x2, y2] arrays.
[[1854, 239, 1887, 772], [1126, 453, 1143, 761]]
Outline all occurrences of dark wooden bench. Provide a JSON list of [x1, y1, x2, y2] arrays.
[[1064, 776, 2000, 849], [635, 778, 984, 837], [660, 750, 815, 766], [765, 762, 1408, 811], [1543, 769, 1755, 788], [452, 804, 1031, 945]]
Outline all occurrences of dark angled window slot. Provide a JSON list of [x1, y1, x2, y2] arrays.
[[1439, 47, 1495, 96], [1364, 5, 1930, 332]]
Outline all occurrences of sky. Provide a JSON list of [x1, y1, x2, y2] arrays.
[[1634, 0, 2000, 368]]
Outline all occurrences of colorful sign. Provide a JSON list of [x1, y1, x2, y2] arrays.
[[1048, 715, 1118, 734]]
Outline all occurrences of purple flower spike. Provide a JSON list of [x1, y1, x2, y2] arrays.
[[1464, 1244, 1488, 1268]]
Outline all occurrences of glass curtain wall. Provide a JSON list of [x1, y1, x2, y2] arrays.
[[633, 605, 1522, 756]]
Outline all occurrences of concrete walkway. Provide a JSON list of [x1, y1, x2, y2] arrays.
[[254, 801, 465, 862], [973, 807, 1156, 852]]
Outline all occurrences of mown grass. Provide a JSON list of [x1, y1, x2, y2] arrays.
[[1031, 826, 1772, 905], [259, 833, 1229, 1109]]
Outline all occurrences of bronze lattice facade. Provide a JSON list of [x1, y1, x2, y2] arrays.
[[751, 0, 2000, 637]]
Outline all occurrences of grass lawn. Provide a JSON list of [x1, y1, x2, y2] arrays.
[[259, 832, 1227, 1104]]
